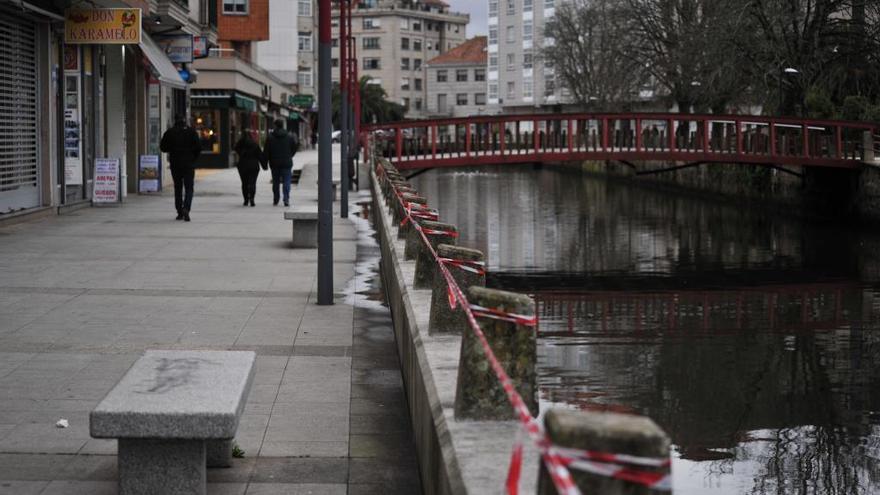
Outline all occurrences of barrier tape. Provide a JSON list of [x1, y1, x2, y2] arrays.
[[470, 303, 538, 327], [422, 228, 460, 238], [439, 257, 486, 275], [380, 163, 669, 495]]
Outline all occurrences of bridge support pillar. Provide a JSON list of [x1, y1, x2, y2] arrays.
[[454, 286, 537, 420], [411, 221, 457, 283], [537, 409, 671, 495], [428, 244, 485, 334]]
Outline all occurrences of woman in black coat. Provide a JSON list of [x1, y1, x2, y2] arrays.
[[234, 129, 262, 206]]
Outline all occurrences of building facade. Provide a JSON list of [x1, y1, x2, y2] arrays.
[[486, 0, 571, 114], [0, 0, 216, 220], [330, 0, 469, 118], [426, 36, 488, 118]]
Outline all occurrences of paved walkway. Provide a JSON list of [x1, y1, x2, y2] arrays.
[[0, 148, 421, 494]]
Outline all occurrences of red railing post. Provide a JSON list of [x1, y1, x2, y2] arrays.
[[836, 125, 842, 159], [395, 127, 402, 162], [534, 119, 540, 154], [802, 124, 809, 158], [770, 123, 777, 157], [432, 125, 437, 160], [568, 119, 574, 152], [500, 121, 506, 155], [465, 123, 471, 157], [635, 118, 642, 151], [602, 117, 609, 150], [668, 118, 675, 151], [736, 119, 743, 155], [703, 119, 710, 153]]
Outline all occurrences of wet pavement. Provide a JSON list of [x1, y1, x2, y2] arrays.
[[415, 165, 880, 495], [0, 147, 421, 494]]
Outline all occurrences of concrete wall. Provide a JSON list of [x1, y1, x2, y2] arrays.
[[369, 159, 540, 494]]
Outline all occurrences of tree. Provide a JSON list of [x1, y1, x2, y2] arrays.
[[542, 0, 643, 110], [331, 77, 405, 128]]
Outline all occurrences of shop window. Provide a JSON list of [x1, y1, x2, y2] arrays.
[[194, 110, 221, 154]]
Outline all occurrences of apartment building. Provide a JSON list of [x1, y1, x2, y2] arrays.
[[426, 36, 488, 117], [330, 0, 469, 118], [487, 0, 571, 113]]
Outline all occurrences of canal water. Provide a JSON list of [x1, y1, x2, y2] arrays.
[[413, 165, 880, 495]]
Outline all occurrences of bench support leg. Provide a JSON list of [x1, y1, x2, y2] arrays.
[[118, 438, 206, 495], [206, 439, 233, 468]]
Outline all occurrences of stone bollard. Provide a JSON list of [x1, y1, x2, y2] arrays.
[[454, 286, 537, 420], [394, 193, 427, 231], [413, 223, 458, 288], [405, 219, 455, 262], [428, 244, 485, 334], [384, 180, 412, 205], [537, 409, 671, 495]]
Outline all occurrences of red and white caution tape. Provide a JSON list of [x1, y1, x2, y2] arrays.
[[469, 303, 538, 327], [439, 257, 486, 275]]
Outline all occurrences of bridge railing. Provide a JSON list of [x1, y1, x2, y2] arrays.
[[363, 113, 878, 169]]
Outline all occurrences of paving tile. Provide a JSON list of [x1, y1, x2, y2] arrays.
[[0, 480, 48, 495], [245, 483, 346, 495], [40, 480, 116, 495], [250, 458, 349, 484], [259, 441, 349, 458]]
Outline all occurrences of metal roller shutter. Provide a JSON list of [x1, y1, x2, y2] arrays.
[[0, 10, 39, 212]]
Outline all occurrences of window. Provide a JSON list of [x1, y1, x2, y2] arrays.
[[488, 27, 498, 45], [332, 38, 338, 47], [363, 58, 381, 69], [401, 37, 410, 50], [507, 81, 515, 98], [506, 0, 515, 14], [437, 94, 447, 112], [363, 17, 380, 29], [523, 78, 533, 98], [506, 26, 515, 43], [415, 98, 423, 110], [489, 82, 498, 100], [456, 93, 468, 105], [413, 59, 422, 70], [363, 37, 380, 49], [401, 58, 410, 70], [413, 21, 421, 31], [523, 0, 532, 12], [400, 18, 410, 29], [194, 110, 221, 153], [362, 0, 377, 6], [401, 77, 410, 90], [298, 32, 313, 51], [413, 40, 422, 51], [523, 20, 533, 42], [456, 69, 468, 82], [298, 68, 313, 87], [403, 97, 410, 109], [544, 0, 553, 7], [488, 0, 498, 15], [475, 93, 486, 105], [523, 51, 533, 69], [506, 53, 515, 70], [544, 73, 555, 96], [436, 70, 447, 82], [426, 40, 433, 50], [489, 54, 498, 70], [474, 69, 486, 81], [298, 0, 311, 16], [331, 58, 339, 67], [222, 0, 247, 14], [414, 78, 422, 90]]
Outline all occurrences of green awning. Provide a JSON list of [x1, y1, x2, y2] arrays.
[[233, 94, 257, 112]]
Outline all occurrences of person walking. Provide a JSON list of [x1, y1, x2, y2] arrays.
[[160, 115, 202, 221], [261, 120, 299, 207], [234, 129, 262, 207]]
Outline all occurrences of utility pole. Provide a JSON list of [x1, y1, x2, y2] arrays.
[[339, 0, 350, 218], [317, 0, 333, 305]]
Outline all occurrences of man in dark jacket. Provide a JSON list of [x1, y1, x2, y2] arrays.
[[160, 115, 202, 221], [261, 119, 298, 207]]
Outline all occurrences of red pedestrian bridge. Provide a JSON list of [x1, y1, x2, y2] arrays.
[[363, 112, 878, 171]]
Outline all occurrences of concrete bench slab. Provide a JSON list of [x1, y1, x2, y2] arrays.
[[284, 207, 319, 248], [90, 350, 256, 495]]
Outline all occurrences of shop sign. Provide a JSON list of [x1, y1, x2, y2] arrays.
[[289, 94, 314, 108], [94, 158, 120, 204], [193, 36, 209, 59], [65, 9, 142, 45], [138, 155, 160, 193], [155, 34, 193, 63]]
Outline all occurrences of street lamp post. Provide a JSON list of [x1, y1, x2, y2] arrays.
[[317, 0, 333, 304], [339, 0, 349, 218], [779, 67, 799, 116]]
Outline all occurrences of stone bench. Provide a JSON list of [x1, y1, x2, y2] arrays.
[[90, 350, 256, 495], [284, 206, 318, 248]]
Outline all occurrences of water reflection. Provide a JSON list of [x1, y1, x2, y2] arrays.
[[413, 166, 880, 494]]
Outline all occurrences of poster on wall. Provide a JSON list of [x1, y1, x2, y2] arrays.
[[139, 155, 160, 193], [63, 70, 83, 186], [94, 158, 120, 204]]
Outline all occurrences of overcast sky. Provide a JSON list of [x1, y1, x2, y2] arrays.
[[447, 0, 488, 36]]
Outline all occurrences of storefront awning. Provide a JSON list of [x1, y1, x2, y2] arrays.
[[140, 33, 186, 90], [233, 94, 257, 112]]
